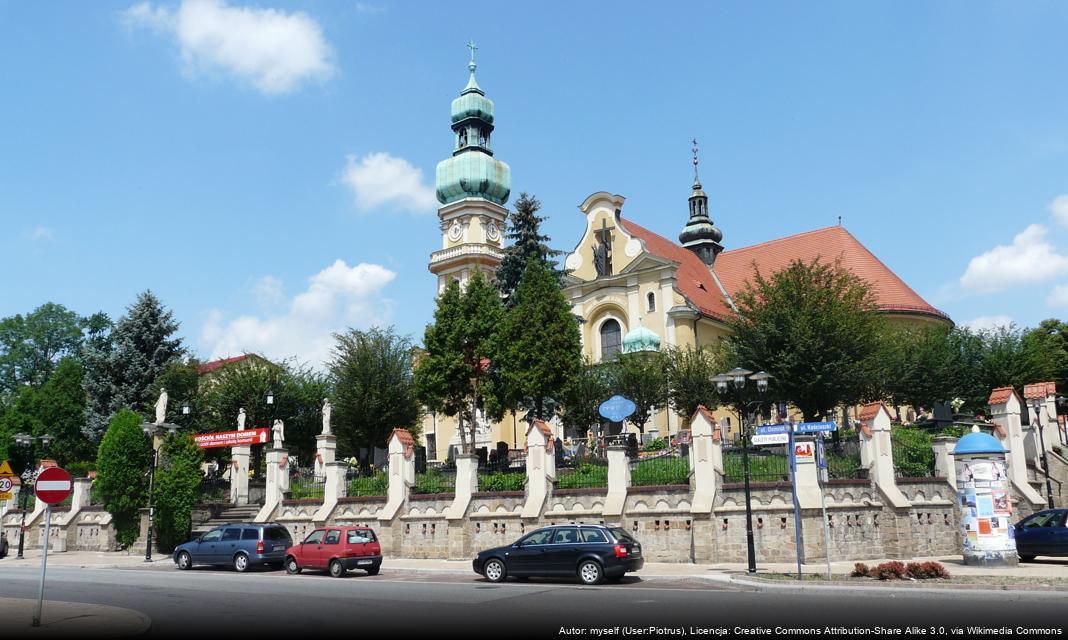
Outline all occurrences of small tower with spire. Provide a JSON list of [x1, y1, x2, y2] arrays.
[[678, 140, 724, 268], [429, 43, 512, 293]]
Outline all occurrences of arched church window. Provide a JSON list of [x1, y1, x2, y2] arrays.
[[600, 319, 622, 361], [647, 292, 656, 313]]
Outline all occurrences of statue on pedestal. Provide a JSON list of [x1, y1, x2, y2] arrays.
[[154, 388, 168, 425], [322, 399, 332, 436], [237, 408, 247, 431], [272, 419, 285, 448]]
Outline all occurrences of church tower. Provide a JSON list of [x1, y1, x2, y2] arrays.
[[429, 43, 511, 293], [678, 140, 723, 267]]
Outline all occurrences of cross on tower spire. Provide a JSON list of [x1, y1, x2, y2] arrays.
[[467, 40, 478, 64], [692, 138, 700, 186]]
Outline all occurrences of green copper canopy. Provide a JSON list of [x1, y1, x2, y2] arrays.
[[435, 44, 510, 206], [622, 326, 661, 354]]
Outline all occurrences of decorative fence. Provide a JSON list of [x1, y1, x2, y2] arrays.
[[892, 428, 937, 478], [412, 465, 457, 495], [629, 452, 690, 487], [477, 455, 526, 492], [346, 468, 387, 498], [722, 445, 791, 483], [823, 439, 867, 480], [288, 467, 326, 500], [555, 457, 609, 490], [195, 477, 230, 504]]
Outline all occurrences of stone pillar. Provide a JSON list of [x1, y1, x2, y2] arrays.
[[380, 428, 416, 522], [602, 445, 630, 519], [522, 420, 555, 518], [988, 387, 1046, 507], [255, 447, 288, 522], [932, 436, 958, 490], [231, 444, 251, 506], [953, 427, 1018, 566], [858, 402, 910, 508], [314, 462, 348, 523], [1023, 382, 1059, 461], [315, 434, 337, 477], [71, 478, 92, 509], [688, 406, 720, 515], [446, 454, 478, 520]]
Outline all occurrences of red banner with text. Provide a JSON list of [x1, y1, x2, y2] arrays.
[[194, 428, 269, 449]]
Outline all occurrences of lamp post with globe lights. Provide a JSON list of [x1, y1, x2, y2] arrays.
[[713, 368, 772, 575]]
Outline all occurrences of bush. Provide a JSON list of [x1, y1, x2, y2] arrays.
[[631, 456, 690, 486], [644, 437, 668, 451], [851, 562, 869, 577], [95, 408, 153, 549], [891, 427, 935, 477], [478, 471, 525, 492], [906, 561, 950, 579], [347, 472, 388, 497], [65, 461, 96, 478], [870, 561, 907, 580], [153, 433, 204, 552]]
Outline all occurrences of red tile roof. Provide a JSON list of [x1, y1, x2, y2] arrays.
[[620, 220, 735, 320], [197, 354, 259, 375], [858, 402, 887, 422], [1023, 382, 1057, 400], [619, 222, 947, 323], [716, 226, 948, 321], [390, 428, 416, 459], [690, 405, 721, 441], [988, 387, 1020, 407], [526, 420, 555, 452]]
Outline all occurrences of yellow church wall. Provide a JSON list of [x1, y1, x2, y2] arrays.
[[421, 410, 531, 462]]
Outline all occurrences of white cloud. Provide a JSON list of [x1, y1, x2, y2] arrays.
[[962, 315, 1015, 332], [341, 152, 438, 214], [201, 259, 396, 366], [121, 0, 334, 95], [1047, 284, 1068, 307], [27, 225, 54, 241], [251, 275, 285, 307], [959, 224, 1068, 294], [1051, 194, 1068, 229]]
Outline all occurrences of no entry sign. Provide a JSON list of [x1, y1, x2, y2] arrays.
[[35, 467, 73, 505]]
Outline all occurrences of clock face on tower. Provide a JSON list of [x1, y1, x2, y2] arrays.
[[448, 221, 463, 242], [486, 222, 500, 242]]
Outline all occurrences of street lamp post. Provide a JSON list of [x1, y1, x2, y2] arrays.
[[142, 420, 179, 562], [12, 432, 53, 560], [1030, 399, 1056, 510], [714, 368, 771, 576]]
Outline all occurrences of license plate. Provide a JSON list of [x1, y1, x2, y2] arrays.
[[633, 548, 641, 555], [274, 546, 285, 552], [357, 559, 373, 565]]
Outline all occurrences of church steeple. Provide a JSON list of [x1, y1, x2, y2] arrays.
[[678, 139, 723, 267]]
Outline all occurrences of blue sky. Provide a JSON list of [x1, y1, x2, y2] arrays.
[[2, 0, 1067, 366]]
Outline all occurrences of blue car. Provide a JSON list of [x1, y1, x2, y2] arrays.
[[1013, 509, 1068, 562], [174, 523, 292, 572]]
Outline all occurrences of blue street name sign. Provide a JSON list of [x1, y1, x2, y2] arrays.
[[598, 395, 636, 423], [755, 424, 791, 436], [794, 421, 837, 434]]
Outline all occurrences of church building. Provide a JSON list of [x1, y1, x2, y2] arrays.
[[420, 50, 950, 460]]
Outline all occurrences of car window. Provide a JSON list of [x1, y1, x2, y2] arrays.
[[519, 529, 553, 546], [580, 528, 609, 543], [552, 528, 578, 544], [264, 527, 291, 542], [202, 530, 223, 542], [610, 528, 636, 543], [347, 530, 376, 544], [241, 528, 259, 541], [303, 530, 325, 545], [1024, 513, 1062, 529], [222, 528, 241, 541], [323, 530, 341, 545]]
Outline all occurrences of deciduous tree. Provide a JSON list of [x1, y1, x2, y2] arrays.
[[153, 432, 205, 552], [95, 408, 152, 548]]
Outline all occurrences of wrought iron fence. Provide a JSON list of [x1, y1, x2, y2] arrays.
[[196, 477, 230, 504], [630, 452, 690, 487], [288, 467, 326, 500], [555, 457, 609, 490], [722, 445, 791, 483], [412, 466, 457, 495], [346, 468, 387, 497], [823, 439, 867, 480], [891, 427, 937, 477]]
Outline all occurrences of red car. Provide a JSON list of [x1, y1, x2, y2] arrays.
[[284, 526, 382, 577]]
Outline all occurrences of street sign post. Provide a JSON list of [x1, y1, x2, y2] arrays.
[[793, 421, 837, 434], [31, 466, 73, 628], [754, 424, 791, 436], [0, 460, 15, 502], [751, 433, 789, 446]]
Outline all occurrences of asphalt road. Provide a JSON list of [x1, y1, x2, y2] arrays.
[[1, 564, 1064, 637]]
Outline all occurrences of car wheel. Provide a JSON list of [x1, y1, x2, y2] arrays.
[[483, 558, 507, 583], [285, 557, 302, 574], [233, 553, 250, 573], [1019, 554, 1036, 562], [365, 567, 380, 576], [578, 560, 603, 585], [329, 559, 346, 578], [176, 551, 192, 570]]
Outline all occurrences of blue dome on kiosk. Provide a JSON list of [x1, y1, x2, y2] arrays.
[[952, 429, 1006, 456]]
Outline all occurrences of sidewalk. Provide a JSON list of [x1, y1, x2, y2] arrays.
[[0, 597, 150, 637]]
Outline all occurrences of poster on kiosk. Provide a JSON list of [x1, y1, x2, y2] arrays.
[[952, 427, 1018, 566]]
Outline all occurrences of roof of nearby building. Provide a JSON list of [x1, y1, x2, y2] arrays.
[[988, 386, 1020, 406], [197, 354, 264, 375], [619, 221, 947, 324], [1023, 382, 1057, 400]]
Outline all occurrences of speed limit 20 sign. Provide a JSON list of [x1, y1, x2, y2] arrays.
[[0, 476, 13, 501]]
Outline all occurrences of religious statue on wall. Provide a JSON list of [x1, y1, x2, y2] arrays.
[[272, 419, 285, 448], [154, 388, 168, 425], [237, 408, 247, 431], [322, 399, 332, 436]]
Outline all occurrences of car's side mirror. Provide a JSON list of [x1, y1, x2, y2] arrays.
[[196, 537, 203, 543]]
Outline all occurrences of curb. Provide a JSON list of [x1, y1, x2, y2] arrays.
[[728, 575, 1068, 599]]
